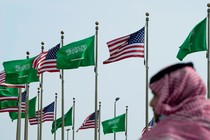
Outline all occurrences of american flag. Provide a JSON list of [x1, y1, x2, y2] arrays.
[[0, 71, 25, 88], [32, 44, 60, 75], [142, 117, 155, 135], [29, 102, 54, 125], [0, 90, 26, 113], [103, 27, 144, 64], [77, 110, 99, 132]]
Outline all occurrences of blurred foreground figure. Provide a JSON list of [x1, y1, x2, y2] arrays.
[[140, 62, 210, 140]]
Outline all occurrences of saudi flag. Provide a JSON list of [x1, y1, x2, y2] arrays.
[[0, 100, 19, 112], [0, 86, 18, 101], [56, 35, 95, 69], [177, 18, 207, 61], [102, 113, 126, 134], [9, 96, 36, 121], [51, 107, 72, 134], [3, 57, 39, 84]]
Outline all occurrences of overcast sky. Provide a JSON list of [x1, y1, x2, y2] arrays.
[[0, 1, 209, 140]]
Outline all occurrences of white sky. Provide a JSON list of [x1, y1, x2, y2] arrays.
[[0, 1, 209, 140]]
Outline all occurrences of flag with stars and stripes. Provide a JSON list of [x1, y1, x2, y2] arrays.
[[32, 44, 60, 75], [0, 71, 25, 88], [77, 110, 99, 132], [0, 90, 26, 113], [142, 117, 155, 135], [103, 27, 144, 64], [29, 101, 54, 125]]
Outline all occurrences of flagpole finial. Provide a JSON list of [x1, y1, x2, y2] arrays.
[[26, 51, 30, 55], [145, 12, 149, 21], [26, 51, 30, 58], [61, 31, 64, 40], [55, 92, 57, 97], [41, 42, 44, 51], [73, 97, 75, 102], [95, 21, 99, 30]]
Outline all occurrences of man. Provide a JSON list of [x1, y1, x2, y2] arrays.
[[141, 62, 210, 140]]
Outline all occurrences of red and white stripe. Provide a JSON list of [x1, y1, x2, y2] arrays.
[[32, 51, 59, 75], [0, 103, 25, 113], [103, 35, 144, 64], [77, 111, 99, 132], [0, 96, 18, 101], [0, 71, 25, 88], [29, 111, 54, 125], [77, 120, 95, 130], [42, 112, 54, 121]]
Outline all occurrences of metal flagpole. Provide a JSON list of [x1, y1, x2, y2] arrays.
[[54, 93, 58, 140], [114, 97, 120, 140], [16, 88, 22, 140], [37, 87, 40, 140], [98, 102, 101, 140], [72, 98, 75, 140], [66, 129, 70, 140], [60, 31, 65, 140], [40, 42, 44, 140], [94, 21, 99, 140], [207, 4, 210, 98], [24, 51, 30, 140], [145, 12, 149, 130], [125, 106, 128, 140]]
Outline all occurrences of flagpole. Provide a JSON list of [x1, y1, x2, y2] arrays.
[[94, 21, 99, 140], [16, 88, 22, 140], [24, 51, 30, 140], [60, 31, 65, 140], [54, 93, 58, 140], [72, 98, 75, 140], [39, 42, 44, 140], [207, 4, 210, 98], [145, 12, 149, 130], [37, 87, 40, 140], [125, 106, 128, 140], [98, 102, 101, 140]]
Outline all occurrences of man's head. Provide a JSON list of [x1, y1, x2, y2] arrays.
[[149, 62, 206, 121]]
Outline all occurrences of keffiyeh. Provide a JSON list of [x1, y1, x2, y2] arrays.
[[140, 63, 210, 140]]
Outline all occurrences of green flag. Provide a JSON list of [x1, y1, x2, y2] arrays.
[[0, 90, 26, 112], [0, 86, 18, 100], [102, 113, 126, 134], [56, 35, 95, 69], [0, 100, 18, 111], [51, 107, 72, 134], [177, 18, 207, 61], [9, 96, 36, 121], [3, 57, 39, 84]]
